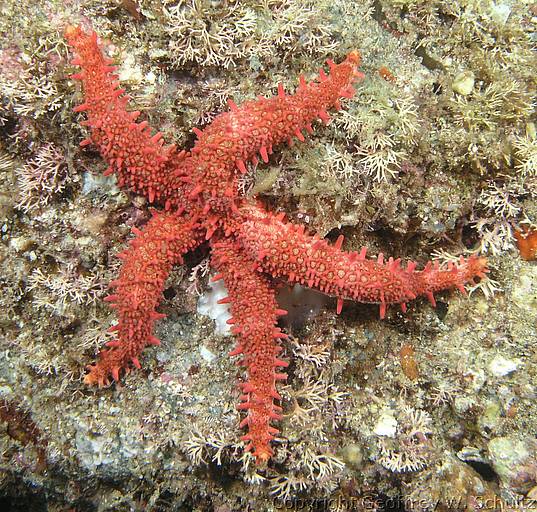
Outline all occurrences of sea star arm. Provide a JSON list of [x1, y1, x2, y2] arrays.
[[211, 239, 289, 462], [85, 210, 204, 386], [64, 25, 183, 204], [237, 204, 488, 318], [187, 51, 364, 203]]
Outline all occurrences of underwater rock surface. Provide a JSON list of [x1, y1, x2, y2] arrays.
[[0, 0, 535, 510]]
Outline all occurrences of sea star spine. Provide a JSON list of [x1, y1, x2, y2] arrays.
[[85, 211, 203, 386], [238, 204, 489, 317], [211, 240, 288, 461]]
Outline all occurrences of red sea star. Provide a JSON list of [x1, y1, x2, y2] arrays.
[[64, 25, 488, 462]]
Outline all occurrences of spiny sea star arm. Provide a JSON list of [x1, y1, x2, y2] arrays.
[[64, 25, 183, 204], [187, 51, 364, 201], [211, 239, 288, 463], [237, 204, 488, 318], [85, 211, 204, 386]]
